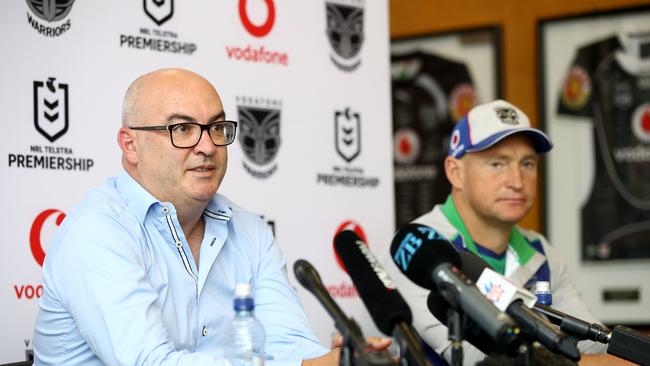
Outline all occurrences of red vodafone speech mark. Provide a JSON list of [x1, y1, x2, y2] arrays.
[[239, 0, 275, 37], [333, 220, 368, 272], [29, 209, 66, 266]]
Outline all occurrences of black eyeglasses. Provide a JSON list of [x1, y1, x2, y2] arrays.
[[128, 121, 238, 148]]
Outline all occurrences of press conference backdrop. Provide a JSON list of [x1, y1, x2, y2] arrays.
[[0, 1, 393, 362]]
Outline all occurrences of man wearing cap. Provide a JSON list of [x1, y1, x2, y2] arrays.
[[385, 100, 617, 365]]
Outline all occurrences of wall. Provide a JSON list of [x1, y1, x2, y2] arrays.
[[390, 0, 650, 231]]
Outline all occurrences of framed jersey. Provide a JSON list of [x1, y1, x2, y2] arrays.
[[538, 6, 650, 324], [390, 26, 503, 229]]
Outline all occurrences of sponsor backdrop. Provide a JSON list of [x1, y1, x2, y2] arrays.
[[0, 0, 393, 362]]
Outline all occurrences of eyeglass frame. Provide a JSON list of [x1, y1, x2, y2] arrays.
[[127, 120, 238, 148]]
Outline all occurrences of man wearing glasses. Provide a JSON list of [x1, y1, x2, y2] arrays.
[[33, 69, 343, 365]]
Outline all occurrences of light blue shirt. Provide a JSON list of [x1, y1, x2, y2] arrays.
[[34, 170, 328, 365]]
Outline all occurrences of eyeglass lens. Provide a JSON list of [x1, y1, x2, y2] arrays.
[[170, 122, 236, 147]]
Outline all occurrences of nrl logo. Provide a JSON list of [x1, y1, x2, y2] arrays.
[[26, 0, 75, 22], [494, 107, 519, 125], [33, 77, 69, 143], [335, 107, 361, 163], [238, 106, 281, 165], [143, 0, 174, 26], [326, 1, 364, 72]]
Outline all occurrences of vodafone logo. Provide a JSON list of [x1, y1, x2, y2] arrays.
[[226, 0, 288, 66], [393, 128, 420, 164], [239, 0, 275, 37], [632, 103, 650, 143], [30, 209, 66, 267]]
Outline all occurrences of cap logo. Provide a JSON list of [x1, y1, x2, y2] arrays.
[[494, 107, 519, 125]]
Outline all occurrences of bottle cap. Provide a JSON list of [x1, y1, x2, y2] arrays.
[[235, 283, 252, 298], [534, 281, 551, 294]]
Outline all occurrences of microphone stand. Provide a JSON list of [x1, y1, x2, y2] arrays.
[[446, 308, 464, 366]]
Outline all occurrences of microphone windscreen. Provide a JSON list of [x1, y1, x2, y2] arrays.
[[390, 223, 460, 290], [334, 230, 413, 335], [458, 250, 490, 282], [293, 259, 323, 292]]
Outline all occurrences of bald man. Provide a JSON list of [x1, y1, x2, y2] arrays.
[[33, 69, 343, 366]]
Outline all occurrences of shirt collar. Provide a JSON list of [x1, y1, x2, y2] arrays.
[[115, 170, 159, 223], [115, 169, 233, 223], [203, 195, 233, 222], [440, 194, 536, 271]]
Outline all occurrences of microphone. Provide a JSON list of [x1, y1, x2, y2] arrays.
[[389, 223, 517, 344], [530, 302, 650, 365], [457, 251, 580, 361], [607, 325, 650, 365], [426, 291, 520, 356], [532, 304, 611, 343], [293, 259, 395, 366], [333, 230, 432, 366], [460, 251, 606, 341], [462, 252, 650, 365]]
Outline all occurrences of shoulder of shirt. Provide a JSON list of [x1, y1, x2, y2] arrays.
[[410, 204, 458, 241], [514, 226, 554, 253], [63, 177, 133, 227]]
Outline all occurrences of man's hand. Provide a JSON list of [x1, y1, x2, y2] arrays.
[[302, 334, 392, 366], [330, 334, 392, 350]]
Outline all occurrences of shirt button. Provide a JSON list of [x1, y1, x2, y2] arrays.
[[202, 326, 207, 337], [162, 207, 169, 213]]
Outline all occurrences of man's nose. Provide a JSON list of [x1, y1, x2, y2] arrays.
[[193, 129, 217, 154], [507, 166, 524, 190]]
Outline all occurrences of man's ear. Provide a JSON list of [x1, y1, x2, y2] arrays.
[[117, 127, 138, 165], [445, 155, 464, 190]]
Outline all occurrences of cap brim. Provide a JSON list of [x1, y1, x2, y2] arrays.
[[466, 128, 553, 154]]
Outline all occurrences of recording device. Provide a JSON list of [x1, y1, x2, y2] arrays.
[[457, 251, 579, 361], [333, 230, 431, 366], [293, 259, 395, 366], [389, 223, 517, 344]]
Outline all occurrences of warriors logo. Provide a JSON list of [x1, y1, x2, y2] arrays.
[[33, 77, 69, 143], [326, 1, 364, 72], [26, 0, 75, 22], [335, 107, 361, 163], [143, 0, 174, 26], [238, 99, 282, 179], [26, 0, 75, 37], [494, 106, 519, 125]]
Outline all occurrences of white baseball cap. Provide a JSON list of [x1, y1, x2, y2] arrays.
[[448, 99, 553, 158]]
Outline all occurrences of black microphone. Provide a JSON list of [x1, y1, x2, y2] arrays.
[[389, 223, 517, 344], [426, 291, 520, 356], [457, 251, 580, 361], [293, 259, 395, 366], [530, 304, 650, 365], [532, 304, 611, 343], [607, 325, 650, 365], [461, 252, 650, 365], [333, 230, 431, 366]]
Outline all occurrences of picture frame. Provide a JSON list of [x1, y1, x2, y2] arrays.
[[538, 6, 650, 324], [390, 26, 503, 228]]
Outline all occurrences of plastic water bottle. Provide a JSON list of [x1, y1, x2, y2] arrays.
[[534, 280, 553, 305], [224, 283, 266, 366]]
